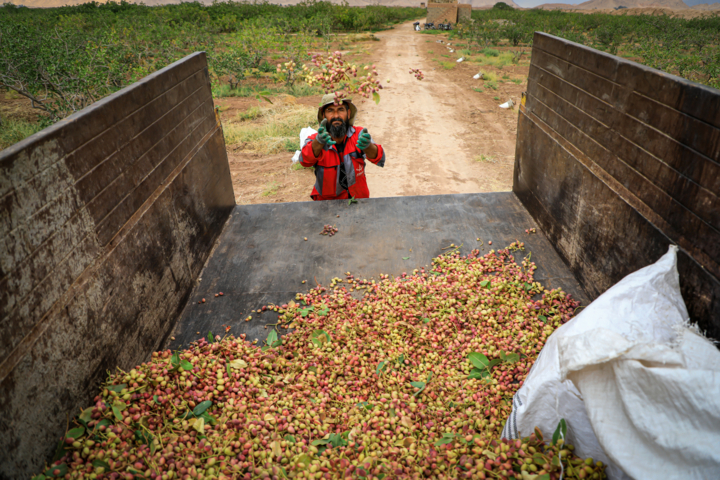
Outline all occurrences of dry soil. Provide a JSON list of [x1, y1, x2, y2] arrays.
[[362, 23, 523, 198], [218, 22, 528, 204]]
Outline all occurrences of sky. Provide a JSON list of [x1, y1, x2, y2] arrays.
[[513, 0, 716, 7]]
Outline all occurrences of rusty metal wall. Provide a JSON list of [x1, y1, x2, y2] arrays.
[[514, 32, 720, 339], [0, 52, 235, 478]]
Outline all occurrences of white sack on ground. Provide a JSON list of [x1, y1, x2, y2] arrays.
[[502, 245, 720, 479]]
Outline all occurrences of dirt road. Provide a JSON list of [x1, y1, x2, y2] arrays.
[[216, 22, 528, 204], [356, 22, 520, 197]]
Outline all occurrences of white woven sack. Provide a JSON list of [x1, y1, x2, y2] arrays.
[[292, 127, 318, 163], [502, 246, 720, 479]]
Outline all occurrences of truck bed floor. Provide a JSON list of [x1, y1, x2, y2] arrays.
[[167, 192, 588, 349]]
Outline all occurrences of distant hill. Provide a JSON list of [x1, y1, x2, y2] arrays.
[[534, 3, 579, 8], [570, 0, 690, 9], [271, 0, 523, 7], [283, 0, 521, 7], [464, 0, 521, 7], [536, 0, 703, 9], [692, 1, 720, 8], [9, 0, 523, 9], [535, 2, 718, 19], [13, 0, 719, 10]]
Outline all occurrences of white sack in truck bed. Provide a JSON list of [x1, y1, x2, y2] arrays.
[[502, 246, 720, 480]]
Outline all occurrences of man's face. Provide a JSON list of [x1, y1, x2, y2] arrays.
[[324, 103, 349, 140]]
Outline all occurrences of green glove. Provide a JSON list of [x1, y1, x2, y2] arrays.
[[356, 128, 372, 150], [315, 119, 336, 146]]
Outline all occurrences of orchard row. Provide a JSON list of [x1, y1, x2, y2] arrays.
[[454, 6, 720, 89], [0, 1, 423, 121]]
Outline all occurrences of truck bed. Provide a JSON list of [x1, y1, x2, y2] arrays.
[[168, 192, 589, 349], [7, 35, 718, 477]]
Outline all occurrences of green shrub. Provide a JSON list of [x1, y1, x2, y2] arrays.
[[483, 72, 498, 82], [460, 7, 720, 89], [213, 83, 322, 99], [0, 117, 44, 150], [0, 1, 426, 125], [492, 2, 514, 10], [259, 61, 275, 73], [284, 138, 300, 151], [238, 106, 263, 121]]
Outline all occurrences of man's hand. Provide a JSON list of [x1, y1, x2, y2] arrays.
[[316, 119, 336, 146], [356, 128, 372, 150], [357, 128, 378, 159], [312, 119, 335, 157]]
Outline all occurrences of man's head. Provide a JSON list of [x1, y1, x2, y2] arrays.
[[318, 94, 357, 141], [324, 103, 349, 140]]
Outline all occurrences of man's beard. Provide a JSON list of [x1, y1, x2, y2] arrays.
[[328, 119, 348, 139]]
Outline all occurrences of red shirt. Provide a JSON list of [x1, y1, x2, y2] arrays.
[[300, 125, 385, 201]]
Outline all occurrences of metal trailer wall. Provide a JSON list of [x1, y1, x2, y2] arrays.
[[0, 53, 235, 478], [514, 33, 720, 339]]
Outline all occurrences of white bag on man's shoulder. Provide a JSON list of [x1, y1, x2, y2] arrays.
[[502, 246, 720, 479], [292, 127, 317, 163]]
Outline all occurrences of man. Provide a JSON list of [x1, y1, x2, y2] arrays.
[[300, 94, 385, 201]]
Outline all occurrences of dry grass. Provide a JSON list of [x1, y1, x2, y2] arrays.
[[345, 33, 380, 42], [475, 154, 497, 163], [223, 98, 317, 154], [261, 181, 280, 197], [483, 72, 499, 82], [470, 51, 516, 68]]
